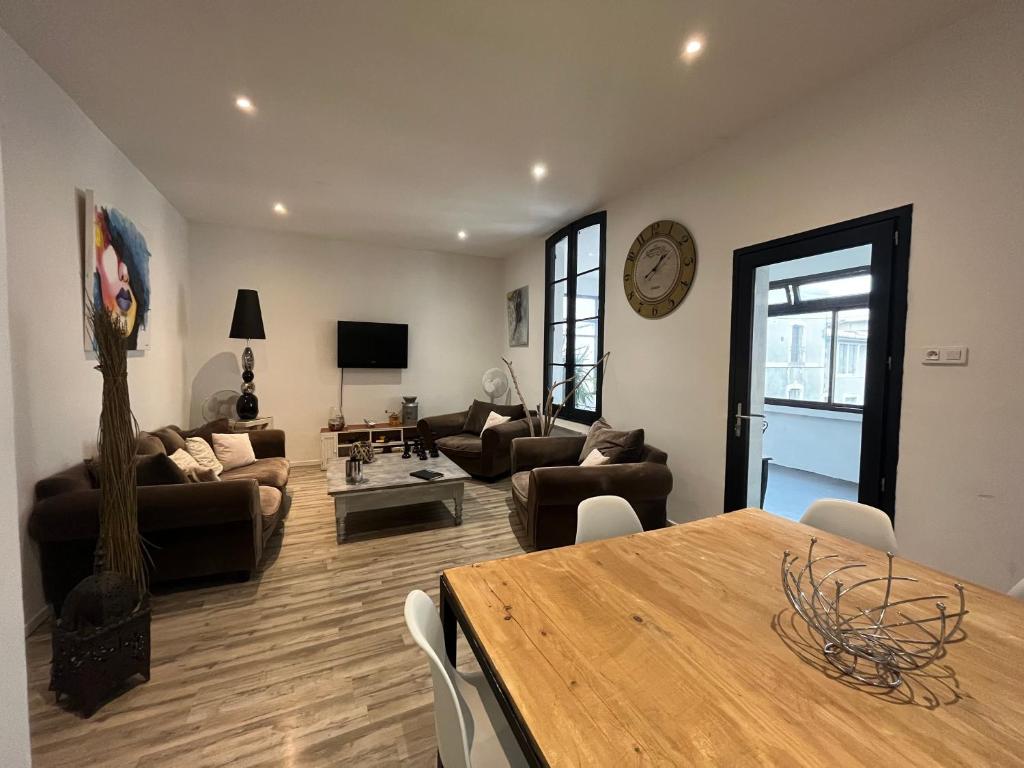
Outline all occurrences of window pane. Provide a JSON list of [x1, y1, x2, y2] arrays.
[[764, 312, 832, 403], [574, 368, 598, 412], [768, 287, 789, 306], [549, 280, 568, 322], [832, 308, 869, 406], [576, 224, 601, 273], [575, 270, 600, 319], [797, 274, 871, 301], [547, 365, 566, 404], [552, 237, 568, 281], [574, 319, 598, 368], [547, 322, 567, 365]]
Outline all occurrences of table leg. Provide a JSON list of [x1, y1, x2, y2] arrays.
[[334, 497, 347, 543], [440, 577, 456, 667], [452, 483, 464, 526]]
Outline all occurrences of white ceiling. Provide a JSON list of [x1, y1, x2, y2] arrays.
[[0, 0, 984, 256]]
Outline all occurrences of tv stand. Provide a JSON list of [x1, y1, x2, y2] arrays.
[[319, 424, 419, 470]]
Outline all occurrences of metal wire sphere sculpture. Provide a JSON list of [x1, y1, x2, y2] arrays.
[[782, 537, 967, 689]]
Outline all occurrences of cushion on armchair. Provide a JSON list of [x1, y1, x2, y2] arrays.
[[463, 399, 525, 435], [579, 418, 644, 464]]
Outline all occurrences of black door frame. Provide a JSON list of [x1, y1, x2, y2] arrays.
[[724, 205, 912, 521]]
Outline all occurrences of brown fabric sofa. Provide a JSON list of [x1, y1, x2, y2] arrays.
[[29, 420, 290, 613], [418, 400, 540, 478], [510, 434, 672, 550]]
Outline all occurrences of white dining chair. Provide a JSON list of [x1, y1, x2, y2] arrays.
[[1009, 577, 1024, 601], [575, 495, 644, 544], [800, 498, 899, 553], [404, 590, 527, 768]]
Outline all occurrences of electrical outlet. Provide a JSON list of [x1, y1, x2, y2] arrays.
[[922, 346, 968, 365]]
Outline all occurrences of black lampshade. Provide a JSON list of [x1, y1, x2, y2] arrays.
[[228, 289, 266, 340]]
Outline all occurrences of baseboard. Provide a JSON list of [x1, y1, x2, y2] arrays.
[[291, 459, 321, 468], [25, 603, 50, 637]]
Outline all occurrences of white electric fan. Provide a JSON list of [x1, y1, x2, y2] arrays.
[[201, 389, 240, 422], [481, 368, 510, 404]]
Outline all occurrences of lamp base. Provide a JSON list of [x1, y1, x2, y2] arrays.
[[236, 392, 259, 420]]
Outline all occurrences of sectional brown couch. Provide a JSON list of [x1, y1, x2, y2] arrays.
[[29, 419, 290, 613], [418, 400, 541, 478]]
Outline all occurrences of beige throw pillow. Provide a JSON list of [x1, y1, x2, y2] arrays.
[[184, 437, 224, 476], [212, 433, 257, 472], [580, 448, 611, 467], [480, 411, 511, 437], [168, 448, 202, 475]]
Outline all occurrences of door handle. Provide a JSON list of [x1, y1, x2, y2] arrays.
[[733, 402, 765, 437]]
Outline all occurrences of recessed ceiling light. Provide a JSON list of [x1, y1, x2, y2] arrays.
[[235, 95, 255, 113], [272, 202, 288, 215], [681, 37, 704, 61], [457, 230, 468, 241], [531, 162, 548, 181]]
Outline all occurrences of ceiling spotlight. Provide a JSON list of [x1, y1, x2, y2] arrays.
[[235, 95, 255, 113], [531, 162, 548, 181], [681, 37, 704, 61], [457, 230, 468, 241], [272, 202, 288, 215]]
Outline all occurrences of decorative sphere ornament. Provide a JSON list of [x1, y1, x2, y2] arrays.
[[236, 391, 259, 420]]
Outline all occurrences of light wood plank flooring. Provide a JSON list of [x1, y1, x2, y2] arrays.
[[25, 466, 529, 767]]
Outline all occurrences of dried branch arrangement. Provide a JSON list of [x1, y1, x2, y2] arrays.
[[782, 537, 967, 689], [502, 352, 610, 437], [88, 301, 147, 598]]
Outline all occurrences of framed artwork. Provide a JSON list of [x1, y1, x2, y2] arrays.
[[82, 189, 152, 351], [507, 285, 529, 347]]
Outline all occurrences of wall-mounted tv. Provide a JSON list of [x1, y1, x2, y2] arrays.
[[337, 321, 408, 369]]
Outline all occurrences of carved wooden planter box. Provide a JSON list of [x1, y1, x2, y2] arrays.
[[50, 598, 151, 717]]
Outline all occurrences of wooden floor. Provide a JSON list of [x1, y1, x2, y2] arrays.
[[25, 466, 529, 767]]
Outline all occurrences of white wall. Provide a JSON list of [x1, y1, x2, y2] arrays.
[[187, 224, 504, 462], [0, 107, 32, 768], [0, 29, 192, 623], [500, 3, 1024, 590]]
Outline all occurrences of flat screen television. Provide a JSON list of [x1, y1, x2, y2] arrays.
[[337, 321, 408, 369]]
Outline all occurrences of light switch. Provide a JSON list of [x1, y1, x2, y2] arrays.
[[922, 346, 968, 366]]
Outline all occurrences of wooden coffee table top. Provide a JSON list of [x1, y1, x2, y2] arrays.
[[325, 452, 469, 496]]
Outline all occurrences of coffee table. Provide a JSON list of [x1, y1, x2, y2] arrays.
[[325, 453, 470, 542]]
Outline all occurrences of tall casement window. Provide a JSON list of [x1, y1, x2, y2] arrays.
[[543, 211, 606, 425], [764, 266, 870, 410]]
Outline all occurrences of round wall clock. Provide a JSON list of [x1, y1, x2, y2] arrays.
[[623, 220, 696, 318]]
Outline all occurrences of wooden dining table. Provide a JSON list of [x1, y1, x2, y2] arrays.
[[439, 508, 1024, 766]]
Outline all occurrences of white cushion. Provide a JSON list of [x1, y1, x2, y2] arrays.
[[184, 437, 224, 476], [212, 432, 257, 472], [168, 448, 202, 474], [480, 411, 511, 437], [580, 448, 611, 467]]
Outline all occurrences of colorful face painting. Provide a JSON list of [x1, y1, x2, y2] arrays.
[[84, 192, 152, 351]]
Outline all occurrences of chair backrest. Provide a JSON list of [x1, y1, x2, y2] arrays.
[[1009, 577, 1024, 601], [404, 590, 472, 768], [576, 495, 644, 544], [800, 499, 898, 553]]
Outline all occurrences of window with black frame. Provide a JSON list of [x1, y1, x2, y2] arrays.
[[543, 211, 606, 425], [764, 266, 870, 410]]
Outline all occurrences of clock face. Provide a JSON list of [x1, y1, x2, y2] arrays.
[[623, 220, 696, 318]]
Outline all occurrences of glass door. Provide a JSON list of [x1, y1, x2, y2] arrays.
[[724, 208, 911, 522]]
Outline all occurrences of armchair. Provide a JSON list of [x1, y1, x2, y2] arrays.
[[510, 434, 672, 549]]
